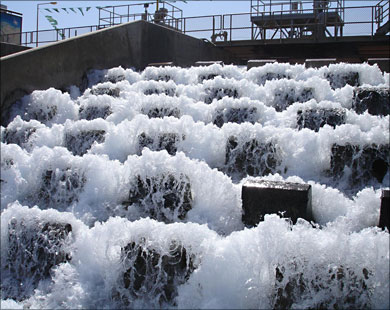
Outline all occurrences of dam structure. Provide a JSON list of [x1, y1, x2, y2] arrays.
[[1, 1, 389, 309]]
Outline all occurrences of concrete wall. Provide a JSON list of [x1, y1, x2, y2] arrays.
[[0, 42, 31, 57], [1, 20, 234, 125]]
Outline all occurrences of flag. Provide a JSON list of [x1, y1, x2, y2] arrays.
[[45, 15, 65, 39], [44, 8, 52, 13], [62, 8, 69, 14], [45, 15, 58, 27], [78, 8, 84, 16]]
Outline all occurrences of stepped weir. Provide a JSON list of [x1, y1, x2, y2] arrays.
[[1, 1, 389, 309]]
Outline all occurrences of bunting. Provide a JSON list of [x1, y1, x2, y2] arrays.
[[43, 6, 95, 16], [44, 15, 65, 39]]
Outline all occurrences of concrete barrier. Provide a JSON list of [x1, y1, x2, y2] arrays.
[[247, 59, 277, 69], [379, 190, 389, 230], [305, 58, 337, 68], [147, 61, 175, 67], [0, 42, 31, 57], [1, 20, 234, 125], [242, 179, 313, 227], [368, 58, 390, 73], [194, 60, 224, 66]]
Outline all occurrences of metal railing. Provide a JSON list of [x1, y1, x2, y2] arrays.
[[1, 1, 388, 48], [98, 1, 183, 31]]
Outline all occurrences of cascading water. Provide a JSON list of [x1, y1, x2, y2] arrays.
[[1, 62, 389, 309]]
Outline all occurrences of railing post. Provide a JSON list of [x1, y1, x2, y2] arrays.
[[213, 15, 215, 38], [251, 19, 254, 40], [230, 14, 232, 41]]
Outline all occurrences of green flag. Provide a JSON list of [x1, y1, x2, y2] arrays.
[[70, 8, 77, 14], [45, 15, 65, 39], [86, 7, 91, 12], [62, 8, 69, 14], [78, 8, 84, 16], [44, 8, 52, 13], [53, 8, 60, 13], [45, 15, 58, 27]]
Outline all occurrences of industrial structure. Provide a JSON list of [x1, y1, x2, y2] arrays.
[[1, 0, 389, 123]]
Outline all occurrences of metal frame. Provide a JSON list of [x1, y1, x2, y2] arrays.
[[98, 1, 183, 31], [1, 1, 388, 48], [249, 0, 345, 40]]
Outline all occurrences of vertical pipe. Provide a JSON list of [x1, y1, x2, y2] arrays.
[[213, 15, 215, 38], [251, 20, 254, 40], [36, 4, 39, 47], [230, 14, 232, 41]]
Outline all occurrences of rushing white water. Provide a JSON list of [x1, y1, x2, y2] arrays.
[[1, 63, 389, 309]]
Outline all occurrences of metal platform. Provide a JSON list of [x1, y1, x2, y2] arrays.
[[251, 11, 343, 38], [251, 11, 342, 28], [250, 0, 346, 40]]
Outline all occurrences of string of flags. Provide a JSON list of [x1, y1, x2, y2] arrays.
[[43, 6, 94, 16], [44, 15, 65, 39], [42, 6, 97, 33]]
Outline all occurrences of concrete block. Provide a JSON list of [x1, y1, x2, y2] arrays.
[[368, 58, 390, 73], [4, 218, 72, 301], [305, 58, 336, 68], [353, 87, 390, 116], [137, 132, 184, 156], [330, 143, 389, 186], [112, 240, 195, 307], [273, 87, 314, 111], [379, 190, 389, 230], [79, 102, 112, 120], [204, 86, 239, 104], [213, 107, 257, 128], [247, 59, 277, 69], [297, 108, 346, 132], [37, 167, 86, 210], [65, 130, 106, 156], [194, 60, 224, 66], [225, 137, 281, 179], [242, 179, 312, 227], [326, 71, 360, 89], [122, 173, 192, 223], [147, 61, 174, 67]]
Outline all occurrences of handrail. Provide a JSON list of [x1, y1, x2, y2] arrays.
[[1, 1, 388, 47]]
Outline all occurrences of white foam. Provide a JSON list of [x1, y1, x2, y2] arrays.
[[1, 62, 389, 308]]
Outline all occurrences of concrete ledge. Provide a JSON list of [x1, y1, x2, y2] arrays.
[[242, 179, 313, 227], [194, 60, 224, 66], [368, 58, 390, 73], [247, 59, 277, 69], [305, 58, 337, 68], [1, 20, 234, 125], [379, 190, 389, 230], [147, 61, 175, 67]]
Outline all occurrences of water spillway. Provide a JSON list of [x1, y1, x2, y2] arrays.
[[1, 62, 389, 309]]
